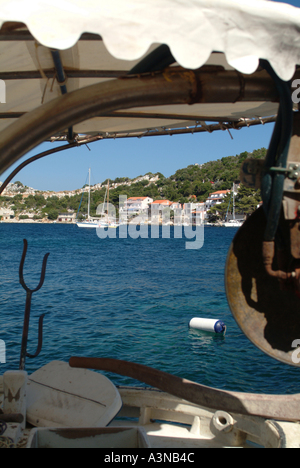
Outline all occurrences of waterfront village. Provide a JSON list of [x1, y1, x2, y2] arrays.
[[0, 174, 245, 226], [0, 149, 266, 225]]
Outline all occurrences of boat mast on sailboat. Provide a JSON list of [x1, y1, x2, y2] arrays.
[[223, 184, 243, 227], [88, 168, 91, 222], [77, 168, 99, 228]]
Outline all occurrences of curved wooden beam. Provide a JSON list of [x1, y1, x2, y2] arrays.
[[69, 356, 300, 421]]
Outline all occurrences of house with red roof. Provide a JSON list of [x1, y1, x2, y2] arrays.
[[149, 200, 173, 224], [150, 200, 173, 208], [124, 196, 153, 214], [205, 190, 230, 210]]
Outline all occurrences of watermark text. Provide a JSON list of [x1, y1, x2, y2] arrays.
[[292, 79, 300, 104], [95, 196, 204, 250], [291, 339, 300, 364], [0, 339, 6, 364], [0, 79, 6, 103]]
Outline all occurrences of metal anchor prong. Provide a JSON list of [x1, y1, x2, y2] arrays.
[[19, 239, 50, 370]]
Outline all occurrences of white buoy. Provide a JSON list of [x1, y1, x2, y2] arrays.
[[189, 318, 226, 334]]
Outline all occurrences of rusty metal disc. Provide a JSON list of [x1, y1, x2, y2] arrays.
[[225, 206, 300, 367]]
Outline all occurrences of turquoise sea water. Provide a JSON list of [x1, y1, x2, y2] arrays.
[[0, 223, 300, 394]]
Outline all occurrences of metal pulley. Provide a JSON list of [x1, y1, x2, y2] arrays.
[[225, 206, 300, 367], [229, 143, 300, 365]]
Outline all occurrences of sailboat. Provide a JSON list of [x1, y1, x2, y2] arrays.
[[101, 179, 119, 229], [76, 169, 101, 228], [76, 172, 119, 229], [223, 184, 243, 228]]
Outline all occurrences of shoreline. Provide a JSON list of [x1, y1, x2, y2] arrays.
[[0, 220, 215, 227]]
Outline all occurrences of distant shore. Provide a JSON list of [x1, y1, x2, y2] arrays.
[[0, 220, 204, 226], [0, 219, 54, 224]]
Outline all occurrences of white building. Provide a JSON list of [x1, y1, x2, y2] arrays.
[[149, 200, 173, 224], [0, 208, 14, 221], [169, 202, 181, 212], [192, 204, 206, 224], [184, 202, 206, 224], [124, 197, 153, 214], [57, 213, 77, 223], [205, 190, 230, 210]]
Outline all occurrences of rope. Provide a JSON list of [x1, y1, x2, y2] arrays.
[[0, 436, 17, 448], [0, 420, 7, 436], [0, 420, 28, 448], [0, 421, 16, 448], [0, 436, 27, 448]]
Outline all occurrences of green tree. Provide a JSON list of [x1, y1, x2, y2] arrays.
[[47, 209, 59, 220], [235, 185, 261, 215]]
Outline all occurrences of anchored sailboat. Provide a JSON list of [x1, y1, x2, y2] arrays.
[[223, 184, 243, 228], [76, 169, 105, 228], [77, 171, 119, 228], [105, 180, 119, 228]]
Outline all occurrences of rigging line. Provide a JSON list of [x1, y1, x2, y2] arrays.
[[102, 182, 109, 217], [0, 136, 101, 196], [225, 191, 232, 222], [76, 171, 89, 220], [0, 144, 75, 195]]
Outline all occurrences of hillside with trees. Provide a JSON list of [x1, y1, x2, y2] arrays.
[[0, 148, 266, 220]]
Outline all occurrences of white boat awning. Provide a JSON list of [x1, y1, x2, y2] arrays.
[[1, 0, 300, 80], [0, 0, 299, 144]]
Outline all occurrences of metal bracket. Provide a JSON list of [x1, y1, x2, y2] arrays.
[[19, 239, 50, 370], [269, 163, 300, 180]]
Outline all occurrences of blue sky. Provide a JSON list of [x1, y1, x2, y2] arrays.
[[273, 0, 299, 5], [0, 124, 275, 192], [0, 0, 298, 192]]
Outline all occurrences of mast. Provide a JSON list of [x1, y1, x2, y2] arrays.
[[107, 179, 110, 224], [88, 168, 91, 221], [225, 192, 232, 222], [232, 183, 235, 221]]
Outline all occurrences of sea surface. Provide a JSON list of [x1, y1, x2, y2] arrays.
[[0, 223, 300, 394]]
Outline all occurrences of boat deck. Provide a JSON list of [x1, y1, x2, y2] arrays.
[[1, 376, 300, 448]]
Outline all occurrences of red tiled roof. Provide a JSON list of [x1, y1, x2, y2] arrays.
[[210, 190, 230, 195], [151, 200, 172, 205]]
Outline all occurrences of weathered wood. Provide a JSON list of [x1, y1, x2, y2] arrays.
[[69, 357, 300, 421], [0, 413, 24, 423]]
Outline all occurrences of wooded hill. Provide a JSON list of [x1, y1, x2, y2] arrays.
[[0, 148, 266, 220]]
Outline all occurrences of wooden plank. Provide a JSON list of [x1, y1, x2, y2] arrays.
[[69, 357, 300, 421]]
